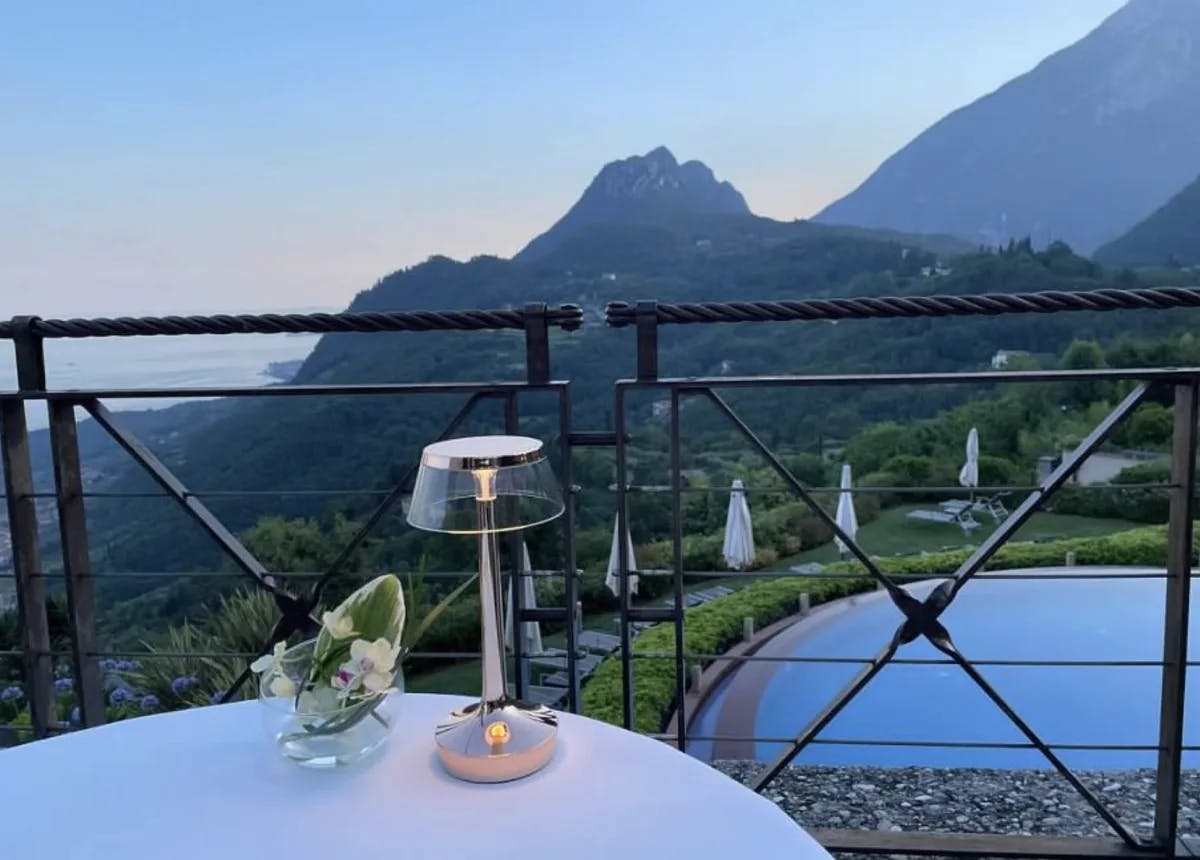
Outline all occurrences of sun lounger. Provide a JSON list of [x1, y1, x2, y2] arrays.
[[528, 648, 570, 668], [577, 630, 621, 653], [907, 505, 980, 534], [537, 652, 604, 687], [507, 684, 567, 707], [524, 685, 567, 706], [975, 493, 1010, 522]]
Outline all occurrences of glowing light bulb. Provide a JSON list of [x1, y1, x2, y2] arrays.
[[485, 721, 510, 746]]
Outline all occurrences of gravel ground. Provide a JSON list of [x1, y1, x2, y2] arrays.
[[713, 762, 1200, 858]]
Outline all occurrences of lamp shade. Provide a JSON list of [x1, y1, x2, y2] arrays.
[[406, 435, 564, 534]]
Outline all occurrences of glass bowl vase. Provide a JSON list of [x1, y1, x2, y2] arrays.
[[258, 638, 403, 768]]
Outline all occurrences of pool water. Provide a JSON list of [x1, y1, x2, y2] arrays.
[[687, 569, 1200, 769]]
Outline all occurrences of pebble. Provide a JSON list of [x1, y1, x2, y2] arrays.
[[712, 762, 1200, 850]]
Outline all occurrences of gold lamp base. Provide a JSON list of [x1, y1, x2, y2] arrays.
[[435, 698, 558, 783]]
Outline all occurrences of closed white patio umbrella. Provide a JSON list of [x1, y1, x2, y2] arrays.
[[834, 464, 859, 558], [604, 514, 639, 597], [504, 542, 543, 656], [722, 479, 756, 570], [959, 427, 980, 492]]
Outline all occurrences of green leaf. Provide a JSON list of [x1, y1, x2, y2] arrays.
[[401, 572, 478, 657], [314, 574, 406, 663]]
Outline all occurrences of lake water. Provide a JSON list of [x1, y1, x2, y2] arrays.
[[0, 333, 321, 429], [688, 569, 1198, 769]]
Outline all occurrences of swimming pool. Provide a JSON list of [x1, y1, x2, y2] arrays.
[[687, 568, 1200, 769]]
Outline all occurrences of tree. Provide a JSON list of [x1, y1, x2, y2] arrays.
[[882, 454, 936, 487], [1122, 403, 1173, 449], [843, 422, 916, 474], [1060, 339, 1114, 408]]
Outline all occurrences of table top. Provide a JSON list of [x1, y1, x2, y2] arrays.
[[0, 692, 830, 860]]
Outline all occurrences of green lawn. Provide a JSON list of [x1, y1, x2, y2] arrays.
[[774, 503, 1141, 568], [406, 504, 1143, 696]]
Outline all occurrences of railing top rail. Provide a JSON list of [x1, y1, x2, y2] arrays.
[[617, 366, 1200, 388], [605, 286, 1200, 327], [0, 305, 583, 340], [0, 380, 566, 401]]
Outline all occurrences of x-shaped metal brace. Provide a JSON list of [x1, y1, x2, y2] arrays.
[[698, 385, 1155, 848]]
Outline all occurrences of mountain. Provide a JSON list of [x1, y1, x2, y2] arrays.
[[22, 145, 1200, 587], [71, 235, 1200, 580], [516, 146, 751, 260], [1094, 171, 1200, 266], [815, 0, 1200, 254]]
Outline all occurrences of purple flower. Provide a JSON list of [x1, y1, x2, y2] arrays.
[[209, 691, 225, 705], [54, 677, 73, 694], [170, 676, 198, 696], [99, 658, 118, 673], [1, 685, 23, 702], [139, 694, 159, 711], [109, 688, 130, 705]]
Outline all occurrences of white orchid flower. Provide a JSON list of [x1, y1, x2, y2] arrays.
[[352, 636, 396, 679], [269, 675, 297, 698], [331, 637, 397, 700], [331, 665, 361, 700], [250, 641, 287, 675], [321, 609, 357, 641]]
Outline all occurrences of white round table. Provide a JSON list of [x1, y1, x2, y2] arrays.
[[0, 693, 831, 860]]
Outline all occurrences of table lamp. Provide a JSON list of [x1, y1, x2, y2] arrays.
[[407, 435, 564, 782]]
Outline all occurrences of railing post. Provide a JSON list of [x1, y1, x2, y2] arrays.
[[503, 392, 527, 699], [522, 302, 550, 386], [1153, 379, 1198, 852], [47, 401, 105, 727], [558, 386, 580, 712], [615, 384, 634, 729], [669, 388, 686, 750], [635, 301, 659, 382], [1, 317, 54, 737]]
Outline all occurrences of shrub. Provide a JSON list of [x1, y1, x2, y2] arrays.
[[1049, 462, 1172, 524], [782, 453, 829, 487], [1111, 461, 1171, 486], [858, 470, 903, 507], [1121, 403, 1173, 449], [882, 454, 936, 487], [977, 455, 1022, 486], [581, 574, 872, 732]]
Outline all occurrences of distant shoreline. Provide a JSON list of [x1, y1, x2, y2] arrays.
[[264, 358, 304, 381]]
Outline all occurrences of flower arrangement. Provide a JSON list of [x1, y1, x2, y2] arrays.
[[252, 574, 406, 738]]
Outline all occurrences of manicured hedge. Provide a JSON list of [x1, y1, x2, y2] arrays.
[[1049, 470, 1171, 525], [580, 523, 1188, 732], [865, 522, 1181, 577], [580, 574, 872, 732]]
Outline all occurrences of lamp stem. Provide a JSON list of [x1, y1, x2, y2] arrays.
[[476, 498, 507, 704]]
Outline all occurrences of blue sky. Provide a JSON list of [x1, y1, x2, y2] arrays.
[[1, 0, 1125, 317]]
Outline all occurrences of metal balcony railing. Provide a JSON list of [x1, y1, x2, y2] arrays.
[[4, 285, 1200, 858]]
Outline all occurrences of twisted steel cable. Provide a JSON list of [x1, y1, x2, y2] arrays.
[[5, 286, 1199, 340], [605, 286, 1200, 326], [0, 305, 583, 340]]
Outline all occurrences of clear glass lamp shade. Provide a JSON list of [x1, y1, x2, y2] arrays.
[[406, 435, 564, 534]]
